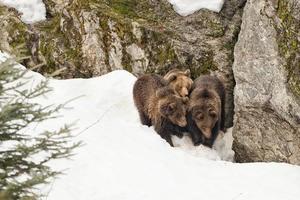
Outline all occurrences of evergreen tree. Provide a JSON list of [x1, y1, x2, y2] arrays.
[[0, 56, 80, 200]]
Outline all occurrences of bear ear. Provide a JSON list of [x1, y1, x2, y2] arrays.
[[160, 103, 175, 116], [184, 69, 191, 77], [165, 74, 177, 83]]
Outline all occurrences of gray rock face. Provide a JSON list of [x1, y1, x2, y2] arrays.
[[233, 0, 300, 164], [2, 0, 299, 164], [0, 0, 246, 128]]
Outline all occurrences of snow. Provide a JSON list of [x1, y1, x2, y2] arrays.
[[0, 0, 46, 23], [1, 52, 300, 200], [168, 0, 225, 16]]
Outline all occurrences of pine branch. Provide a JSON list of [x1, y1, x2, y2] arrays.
[[0, 55, 81, 199]]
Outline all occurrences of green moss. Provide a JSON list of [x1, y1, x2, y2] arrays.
[[38, 15, 61, 33], [223, 40, 236, 51], [37, 11, 87, 76], [98, 16, 112, 70], [39, 39, 56, 74], [157, 44, 177, 64], [277, 0, 300, 98], [107, 0, 138, 18], [65, 47, 82, 64], [207, 20, 225, 37], [121, 48, 133, 72], [3, 11, 30, 56], [223, 24, 240, 64], [37, 15, 62, 73], [138, 28, 181, 74], [0, 5, 5, 15], [190, 51, 218, 79]]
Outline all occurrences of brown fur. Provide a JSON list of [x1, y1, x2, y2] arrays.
[[133, 74, 188, 146], [164, 69, 193, 97], [187, 75, 226, 147]]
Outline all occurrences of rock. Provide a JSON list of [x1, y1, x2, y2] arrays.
[[126, 43, 149, 74], [0, 5, 30, 56], [0, 0, 245, 128], [233, 0, 300, 164]]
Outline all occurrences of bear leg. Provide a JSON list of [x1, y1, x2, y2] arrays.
[[139, 112, 151, 126], [162, 134, 174, 147]]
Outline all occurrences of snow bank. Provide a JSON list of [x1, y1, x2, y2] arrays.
[[1, 52, 300, 200], [0, 0, 46, 23], [168, 0, 224, 16]]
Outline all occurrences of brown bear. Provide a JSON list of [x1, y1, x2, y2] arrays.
[[164, 69, 193, 97], [133, 74, 188, 146], [187, 75, 225, 147]]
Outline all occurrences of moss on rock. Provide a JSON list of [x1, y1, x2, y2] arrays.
[[0, 0, 242, 88], [0, 5, 30, 56], [189, 50, 218, 79], [277, 0, 300, 98]]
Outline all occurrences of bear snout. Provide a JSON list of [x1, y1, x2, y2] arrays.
[[195, 121, 213, 139], [200, 127, 212, 139], [178, 118, 187, 127], [180, 87, 189, 97]]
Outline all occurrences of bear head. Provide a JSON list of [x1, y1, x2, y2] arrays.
[[164, 69, 193, 97], [188, 88, 221, 140], [156, 87, 188, 127]]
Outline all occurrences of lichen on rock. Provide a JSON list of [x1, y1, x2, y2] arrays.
[[0, 5, 30, 56], [232, 0, 300, 165], [276, 0, 300, 99]]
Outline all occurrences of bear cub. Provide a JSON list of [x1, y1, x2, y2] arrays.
[[187, 75, 225, 147], [164, 69, 193, 97], [133, 74, 188, 146]]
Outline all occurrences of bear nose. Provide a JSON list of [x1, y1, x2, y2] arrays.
[[178, 118, 187, 127], [201, 127, 211, 139]]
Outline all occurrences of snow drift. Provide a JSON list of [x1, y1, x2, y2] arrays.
[[0, 52, 300, 200], [168, 0, 225, 16]]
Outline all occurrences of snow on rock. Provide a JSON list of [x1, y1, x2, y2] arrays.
[[0, 0, 46, 23], [168, 0, 225, 16], [1, 52, 300, 200]]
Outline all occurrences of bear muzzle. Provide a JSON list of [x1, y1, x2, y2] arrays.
[[200, 127, 212, 139], [180, 88, 189, 97], [177, 118, 187, 127]]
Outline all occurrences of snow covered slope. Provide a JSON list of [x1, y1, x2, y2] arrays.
[[1, 53, 300, 200], [168, 0, 225, 16]]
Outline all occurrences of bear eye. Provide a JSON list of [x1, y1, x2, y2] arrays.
[[196, 112, 204, 120], [169, 103, 176, 112], [161, 103, 176, 115], [210, 111, 217, 118], [175, 84, 181, 91]]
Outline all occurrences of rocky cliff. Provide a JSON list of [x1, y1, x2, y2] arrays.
[[0, 0, 245, 128], [233, 0, 300, 164], [0, 0, 299, 164]]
